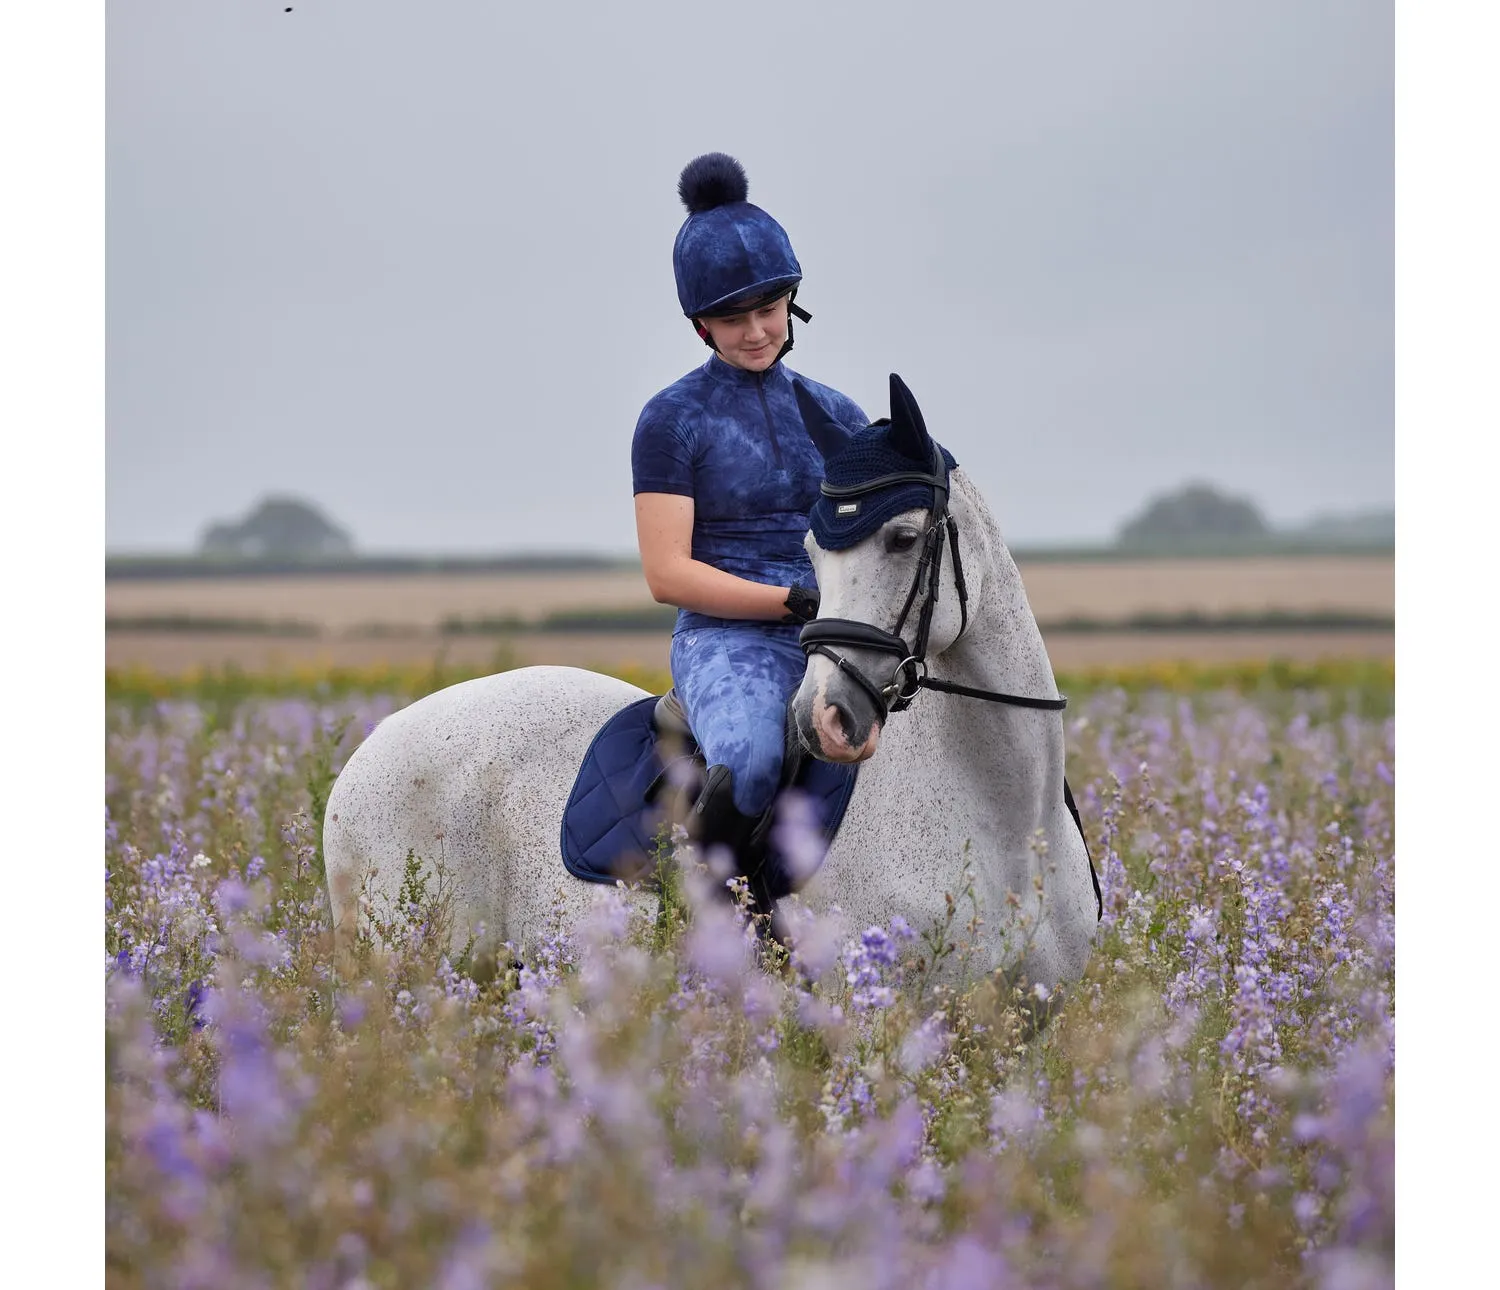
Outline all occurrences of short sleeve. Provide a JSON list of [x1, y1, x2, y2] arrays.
[[631, 402, 696, 498]]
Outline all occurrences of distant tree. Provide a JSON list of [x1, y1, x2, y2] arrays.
[[1115, 482, 1270, 551], [198, 496, 355, 559]]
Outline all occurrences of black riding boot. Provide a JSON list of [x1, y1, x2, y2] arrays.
[[689, 765, 783, 931], [690, 764, 758, 875]]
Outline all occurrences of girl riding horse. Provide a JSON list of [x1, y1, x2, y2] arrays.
[[631, 153, 867, 874]]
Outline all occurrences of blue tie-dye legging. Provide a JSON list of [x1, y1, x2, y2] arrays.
[[669, 620, 807, 816]]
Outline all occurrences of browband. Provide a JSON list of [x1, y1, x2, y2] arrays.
[[820, 469, 949, 500]]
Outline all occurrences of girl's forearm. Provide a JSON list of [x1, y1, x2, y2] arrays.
[[647, 558, 789, 620]]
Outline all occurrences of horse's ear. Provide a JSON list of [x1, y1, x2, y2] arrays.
[[793, 379, 854, 462], [887, 373, 933, 463]]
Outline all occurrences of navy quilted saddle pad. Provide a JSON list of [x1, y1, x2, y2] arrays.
[[560, 695, 858, 899]]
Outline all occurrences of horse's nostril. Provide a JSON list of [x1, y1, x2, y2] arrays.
[[831, 702, 858, 746], [814, 701, 849, 751]]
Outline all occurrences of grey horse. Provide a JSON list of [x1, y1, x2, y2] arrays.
[[323, 379, 1098, 994]]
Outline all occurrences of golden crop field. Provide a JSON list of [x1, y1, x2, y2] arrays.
[[104, 555, 1393, 675], [105, 571, 656, 632], [105, 555, 1393, 631]]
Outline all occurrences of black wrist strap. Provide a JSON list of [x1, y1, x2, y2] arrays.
[[783, 584, 819, 623]]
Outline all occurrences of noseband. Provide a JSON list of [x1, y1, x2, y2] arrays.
[[799, 446, 1067, 724]]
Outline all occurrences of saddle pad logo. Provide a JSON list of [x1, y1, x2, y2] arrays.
[[836, 502, 860, 515]]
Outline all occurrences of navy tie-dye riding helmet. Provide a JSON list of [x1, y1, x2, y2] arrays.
[[672, 153, 812, 352]]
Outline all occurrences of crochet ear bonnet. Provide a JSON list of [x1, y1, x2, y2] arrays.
[[796, 373, 960, 551]]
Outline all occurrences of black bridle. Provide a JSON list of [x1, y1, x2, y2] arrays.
[[798, 445, 1068, 724]]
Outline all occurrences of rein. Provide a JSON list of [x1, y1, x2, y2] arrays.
[[799, 445, 1067, 724]]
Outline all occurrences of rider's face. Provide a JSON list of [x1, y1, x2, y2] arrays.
[[699, 295, 789, 372]]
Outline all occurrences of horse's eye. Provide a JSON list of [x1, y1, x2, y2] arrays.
[[885, 528, 920, 553]]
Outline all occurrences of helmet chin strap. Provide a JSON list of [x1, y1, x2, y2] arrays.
[[776, 288, 810, 362]]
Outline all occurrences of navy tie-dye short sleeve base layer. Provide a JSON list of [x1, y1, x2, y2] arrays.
[[631, 356, 868, 633]]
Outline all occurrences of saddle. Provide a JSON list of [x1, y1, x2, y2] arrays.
[[559, 690, 859, 900]]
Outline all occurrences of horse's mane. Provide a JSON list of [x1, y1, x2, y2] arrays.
[[948, 466, 1015, 588], [944, 466, 1055, 696]]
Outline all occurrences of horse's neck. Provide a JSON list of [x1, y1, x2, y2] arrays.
[[942, 473, 1061, 710], [835, 479, 1070, 929]]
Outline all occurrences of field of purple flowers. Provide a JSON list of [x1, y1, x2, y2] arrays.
[[105, 674, 1393, 1289]]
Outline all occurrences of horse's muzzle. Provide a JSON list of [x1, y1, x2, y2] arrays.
[[795, 672, 883, 764]]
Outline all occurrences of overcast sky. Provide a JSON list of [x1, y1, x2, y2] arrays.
[[106, 0, 1392, 554]]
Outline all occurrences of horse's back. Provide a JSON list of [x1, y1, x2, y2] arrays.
[[324, 666, 647, 952]]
